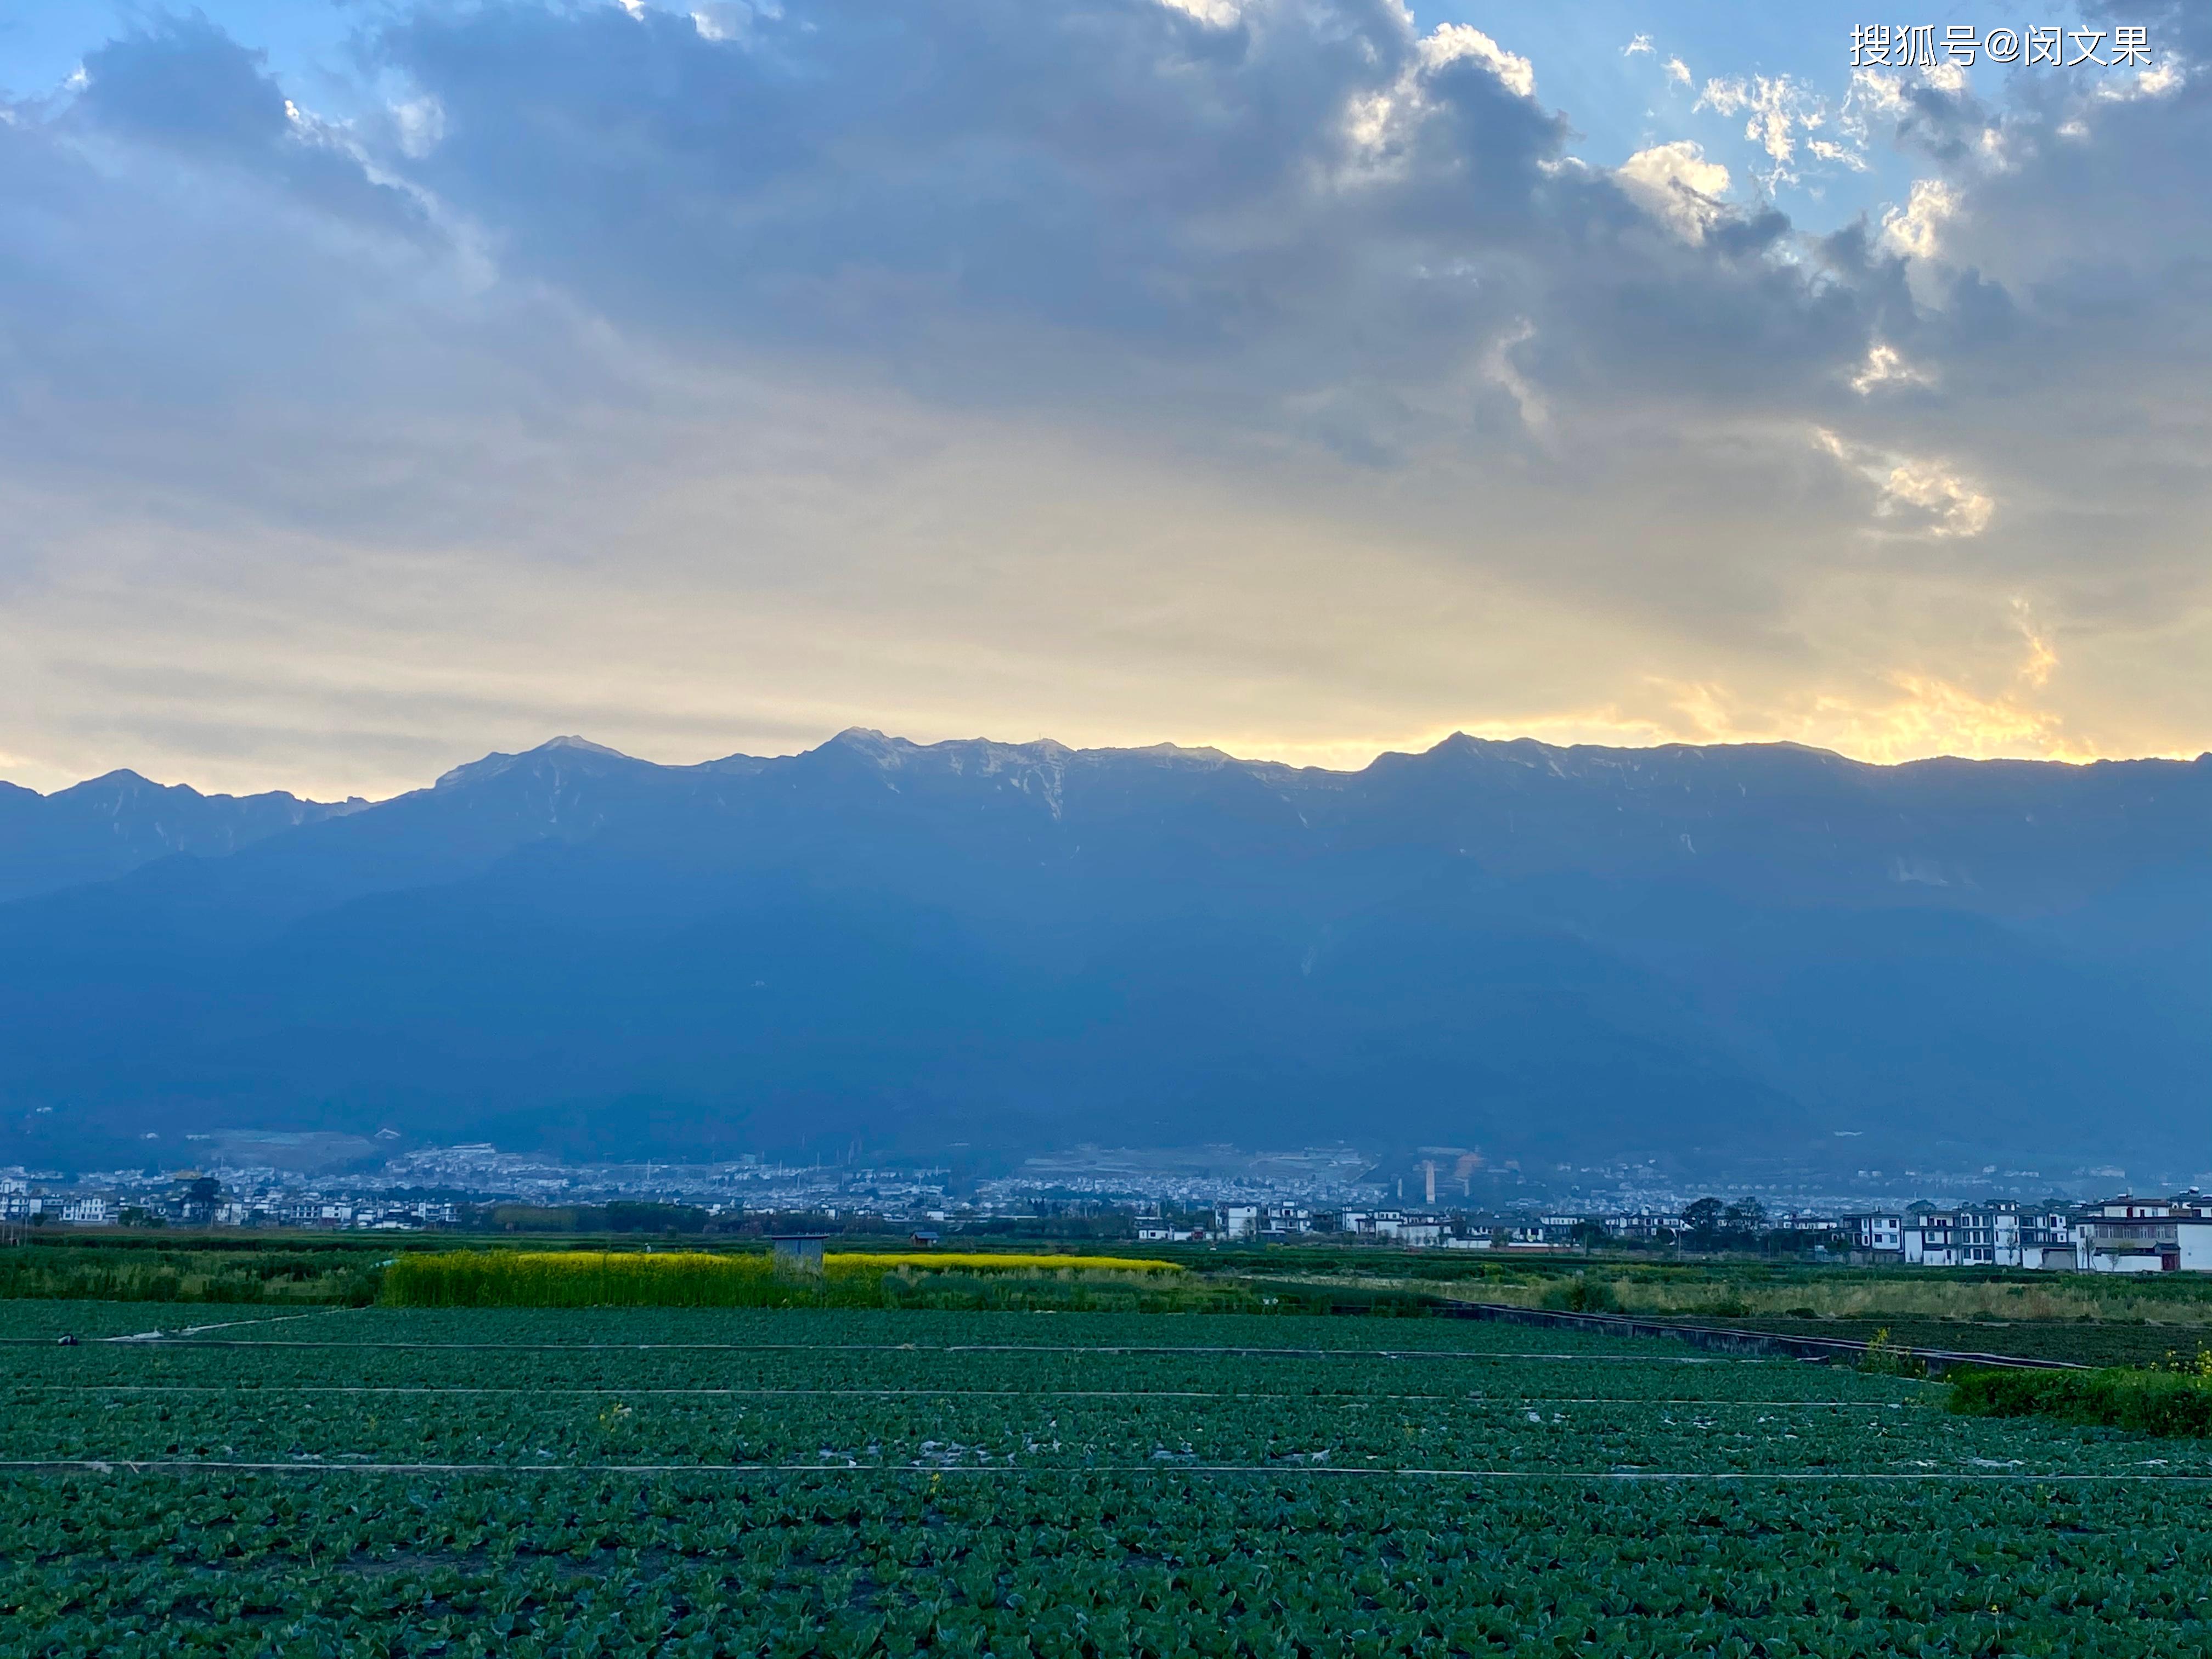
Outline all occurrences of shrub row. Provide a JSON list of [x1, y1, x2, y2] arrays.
[[1948, 1365, 2212, 1437]]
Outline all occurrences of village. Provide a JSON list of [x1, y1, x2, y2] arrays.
[[7, 1160, 2212, 1274], [1187, 1195, 2212, 1273]]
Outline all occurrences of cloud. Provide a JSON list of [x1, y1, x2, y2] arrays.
[[1615, 140, 1731, 242], [1879, 177, 1958, 258], [347, 0, 1621, 430], [1696, 72, 1827, 185], [1629, 593, 2096, 763], [1848, 343, 1932, 395], [1480, 319, 1548, 432], [1798, 670, 2086, 763], [0, 0, 2208, 794], [1642, 673, 2085, 764], [66, 15, 428, 238], [1878, 458, 1995, 539], [1419, 23, 1536, 99], [390, 95, 445, 159], [2013, 599, 2058, 690], [1814, 430, 1993, 539], [72, 14, 291, 158], [1621, 34, 1690, 89]]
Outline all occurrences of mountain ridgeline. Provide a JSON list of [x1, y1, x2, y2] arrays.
[[2, 730, 2209, 1171], [0, 770, 365, 905]]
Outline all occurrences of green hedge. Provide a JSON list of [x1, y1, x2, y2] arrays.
[[1948, 1365, 2212, 1437]]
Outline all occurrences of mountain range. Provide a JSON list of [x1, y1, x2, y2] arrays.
[[3, 730, 2209, 1174]]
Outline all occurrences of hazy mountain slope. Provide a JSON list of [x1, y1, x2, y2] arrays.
[[0, 771, 362, 905], [1, 731, 2207, 1169]]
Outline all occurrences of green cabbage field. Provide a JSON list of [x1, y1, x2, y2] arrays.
[[6, 1306, 2209, 1656]]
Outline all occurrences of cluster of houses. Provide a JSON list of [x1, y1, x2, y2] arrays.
[[12, 1165, 2212, 1273], [1867, 1197, 2212, 1274], [0, 1191, 123, 1226], [1143, 1204, 1462, 1246], [0, 1175, 458, 1232], [224, 1197, 461, 1229], [1146, 1195, 2212, 1274]]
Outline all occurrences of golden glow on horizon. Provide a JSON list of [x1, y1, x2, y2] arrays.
[[5, 611, 2199, 801], [1126, 697, 2186, 775], [11, 701, 2199, 803], [1210, 618, 2163, 771]]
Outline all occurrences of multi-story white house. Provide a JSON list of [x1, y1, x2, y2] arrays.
[[1209, 1202, 1313, 1241], [275, 1199, 360, 1227], [1902, 1205, 1961, 1266], [1954, 1206, 2021, 1266], [1386, 1217, 1447, 1248], [1853, 1197, 2187, 1273], [1770, 1212, 1842, 1234], [1602, 1212, 1683, 1242], [1847, 1212, 1904, 1257], [2019, 1209, 2075, 1269], [1216, 1203, 1262, 1241], [1903, 1204, 2042, 1267], [1327, 1209, 1453, 1247], [2074, 1197, 2191, 1272]]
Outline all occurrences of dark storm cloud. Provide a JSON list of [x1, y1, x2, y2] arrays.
[[358, 0, 1880, 443], [11, 0, 2202, 473], [0, 0, 1922, 462]]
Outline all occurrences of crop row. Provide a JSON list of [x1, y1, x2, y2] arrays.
[[9, 1468, 2212, 1657], [5, 1343, 1925, 1402], [4, 1378, 2185, 1477], [84, 1306, 1652, 1352]]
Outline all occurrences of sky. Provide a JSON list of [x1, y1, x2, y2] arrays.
[[0, 0, 2204, 800]]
